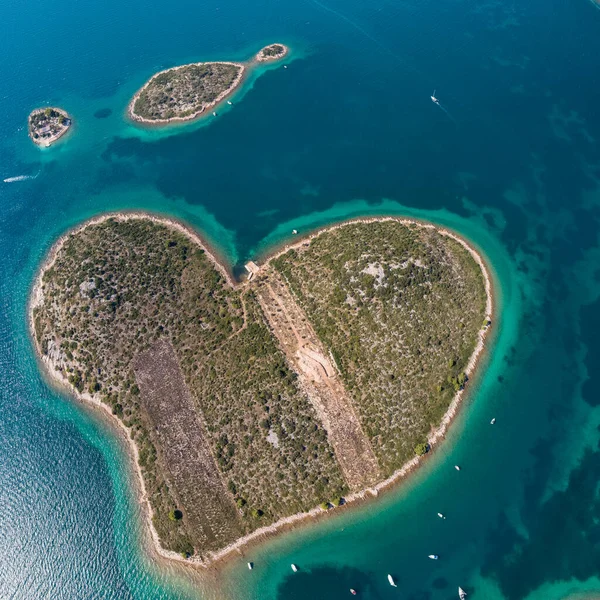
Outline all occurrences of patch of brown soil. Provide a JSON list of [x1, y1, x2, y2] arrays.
[[134, 340, 242, 551]]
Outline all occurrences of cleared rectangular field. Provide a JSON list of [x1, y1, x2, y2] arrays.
[[134, 340, 242, 552]]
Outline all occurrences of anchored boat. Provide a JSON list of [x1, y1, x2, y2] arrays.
[[291, 564, 298, 572], [387, 574, 397, 587]]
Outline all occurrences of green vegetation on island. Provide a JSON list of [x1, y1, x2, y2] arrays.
[[129, 44, 288, 124], [32, 217, 346, 558], [257, 43, 287, 61], [28, 107, 71, 147], [271, 221, 488, 475], [31, 215, 489, 561], [130, 62, 243, 122]]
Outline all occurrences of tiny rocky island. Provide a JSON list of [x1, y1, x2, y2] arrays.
[[28, 107, 72, 147], [256, 43, 288, 62], [128, 44, 289, 125], [30, 215, 491, 564]]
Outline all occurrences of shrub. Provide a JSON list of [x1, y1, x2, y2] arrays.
[[414, 443, 429, 456], [168, 509, 183, 521]]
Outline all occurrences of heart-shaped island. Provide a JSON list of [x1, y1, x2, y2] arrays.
[[30, 214, 491, 565]]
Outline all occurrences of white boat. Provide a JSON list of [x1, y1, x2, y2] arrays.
[[227, 100, 232, 105], [247, 562, 253, 570], [455, 465, 461, 471], [213, 111, 217, 116], [428, 554, 439, 560], [292, 229, 298, 234], [387, 574, 397, 587], [291, 564, 298, 572], [459, 586, 467, 599], [490, 417, 496, 424], [437, 512, 446, 519], [431, 90, 440, 104]]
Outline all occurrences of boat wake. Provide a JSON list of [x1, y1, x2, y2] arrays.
[[308, 0, 430, 84], [431, 91, 457, 124], [3, 171, 40, 183]]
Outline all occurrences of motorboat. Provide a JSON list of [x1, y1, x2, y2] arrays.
[[291, 564, 298, 572], [350, 589, 357, 596], [455, 465, 461, 471], [213, 111, 217, 116], [428, 555, 439, 560], [387, 574, 397, 587], [227, 100, 233, 105], [431, 90, 440, 104], [437, 512, 445, 519], [459, 586, 467, 599], [247, 562, 253, 570], [292, 229, 298, 234], [490, 417, 496, 424]]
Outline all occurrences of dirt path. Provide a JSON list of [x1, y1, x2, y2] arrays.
[[255, 271, 381, 490]]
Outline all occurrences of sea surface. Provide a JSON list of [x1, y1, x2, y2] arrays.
[[1, 0, 600, 598]]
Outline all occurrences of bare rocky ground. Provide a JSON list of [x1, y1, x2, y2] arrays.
[[134, 340, 242, 554]]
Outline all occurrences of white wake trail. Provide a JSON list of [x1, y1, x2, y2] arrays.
[[3, 171, 40, 183]]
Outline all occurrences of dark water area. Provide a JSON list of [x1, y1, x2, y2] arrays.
[[1, 0, 600, 598]]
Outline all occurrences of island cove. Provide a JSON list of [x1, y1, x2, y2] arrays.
[[128, 43, 289, 125], [29, 214, 493, 566]]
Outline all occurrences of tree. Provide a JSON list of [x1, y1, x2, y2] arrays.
[[168, 509, 183, 521], [414, 442, 429, 456]]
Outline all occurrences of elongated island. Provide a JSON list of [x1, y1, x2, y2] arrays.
[[28, 107, 72, 147], [30, 214, 492, 564], [128, 43, 289, 125]]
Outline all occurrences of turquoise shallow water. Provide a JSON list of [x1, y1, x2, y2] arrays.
[[1, 0, 600, 598]]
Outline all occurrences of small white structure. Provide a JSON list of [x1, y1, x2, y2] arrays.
[[245, 261, 260, 281]]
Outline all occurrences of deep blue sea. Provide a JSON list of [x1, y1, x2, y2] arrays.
[[1, 0, 600, 598]]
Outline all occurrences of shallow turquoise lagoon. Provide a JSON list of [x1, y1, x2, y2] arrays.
[[1, 0, 600, 598]]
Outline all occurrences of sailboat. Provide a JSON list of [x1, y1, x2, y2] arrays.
[[458, 586, 467, 599], [387, 574, 397, 587], [431, 90, 440, 104]]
